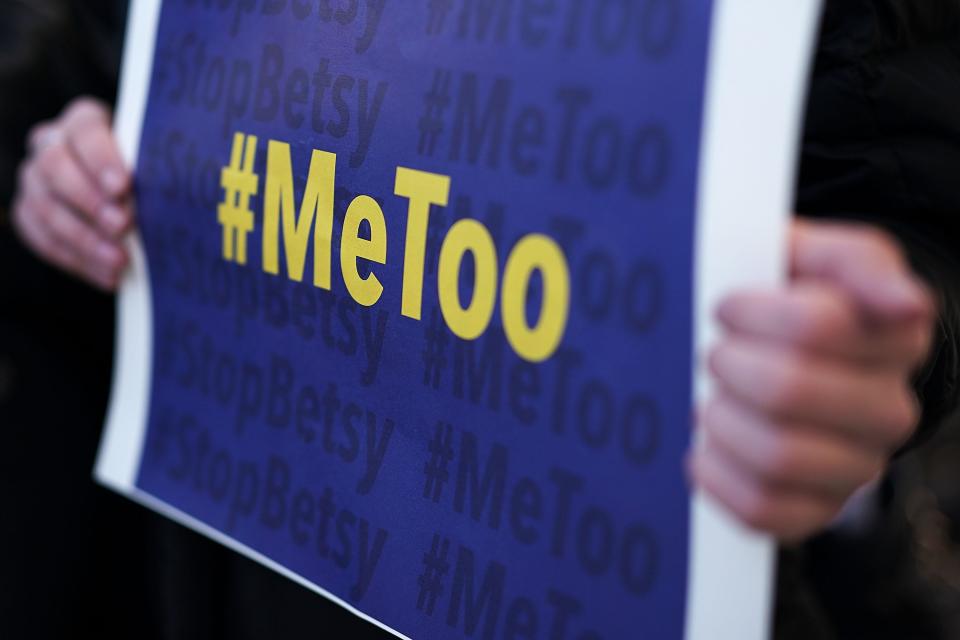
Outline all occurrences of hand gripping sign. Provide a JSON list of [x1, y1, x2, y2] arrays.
[[97, 2, 822, 638]]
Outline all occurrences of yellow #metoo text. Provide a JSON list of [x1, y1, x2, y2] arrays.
[[217, 132, 571, 363]]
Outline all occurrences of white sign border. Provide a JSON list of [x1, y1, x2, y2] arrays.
[[687, 2, 823, 639]]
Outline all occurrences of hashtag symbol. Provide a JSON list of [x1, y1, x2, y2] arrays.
[[423, 422, 454, 503], [416, 533, 450, 616], [146, 407, 174, 463], [423, 307, 448, 389], [143, 139, 163, 191], [156, 317, 178, 379], [418, 70, 452, 157], [425, 209, 447, 276], [217, 132, 259, 265], [153, 46, 172, 97], [426, 0, 453, 35]]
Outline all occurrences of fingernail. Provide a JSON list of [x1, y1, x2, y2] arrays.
[[100, 204, 128, 236], [101, 168, 127, 196]]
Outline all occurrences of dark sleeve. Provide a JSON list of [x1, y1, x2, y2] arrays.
[[796, 0, 960, 445]]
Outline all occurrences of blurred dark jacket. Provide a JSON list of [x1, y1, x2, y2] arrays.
[[2, 1, 960, 639]]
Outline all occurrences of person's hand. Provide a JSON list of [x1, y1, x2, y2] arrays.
[[691, 219, 936, 541], [11, 97, 132, 291]]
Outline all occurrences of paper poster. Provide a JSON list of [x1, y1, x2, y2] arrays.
[[97, 1, 822, 638]]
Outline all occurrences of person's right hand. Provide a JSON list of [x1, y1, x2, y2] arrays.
[[12, 97, 133, 291]]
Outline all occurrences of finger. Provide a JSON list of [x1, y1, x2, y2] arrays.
[[689, 443, 842, 541], [701, 393, 885, 498], [26, 157, 132, 245], [65, 111, 130, 203], [709, 337, 919, 449], [34, 140, 105, 227], [23, 186, 126, 290], [790, 220, 935, 323], [61, 97, 112, 132], [27, 122, 65, 156], [13, 193, 110, 289], [717, 284, 934, 370], [45, 200, 127, 289], [12, 193, 72, 271]]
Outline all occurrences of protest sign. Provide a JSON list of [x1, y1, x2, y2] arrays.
[[97, 1, 822, 637]]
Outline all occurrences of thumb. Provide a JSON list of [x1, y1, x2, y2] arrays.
[[789, 219, 934, 323]]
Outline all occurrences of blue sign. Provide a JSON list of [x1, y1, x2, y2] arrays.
[[96, 1, 800, 638]]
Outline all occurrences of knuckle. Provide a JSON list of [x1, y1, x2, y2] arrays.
[[31, 198, 52, 226], [795, 301, 842, 345], [861, 225, 895, 248], [910, 323, 935, 364], [737, 489, 777, 532], [56, 245, 79, 272], [77, 228, 101, 258], [36, 143, 67, 177], [65, 97, 107, 124], [72, 117, 107, 141], [66, 124, 91, 150], [762, 436, 803, 481], [24, 165, 46, 197], [45, 206, 70, 238], [898, 388, 921, 431], [883, 386, 920, 444], [26, 121, 55, 150], [707, 342, 727, 375], [858, 226, 904, 265], [701, 395, 727, 431], [764, 358, 807, 412]]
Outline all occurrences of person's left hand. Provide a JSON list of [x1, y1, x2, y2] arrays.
[[690, 219, 936, 541]]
